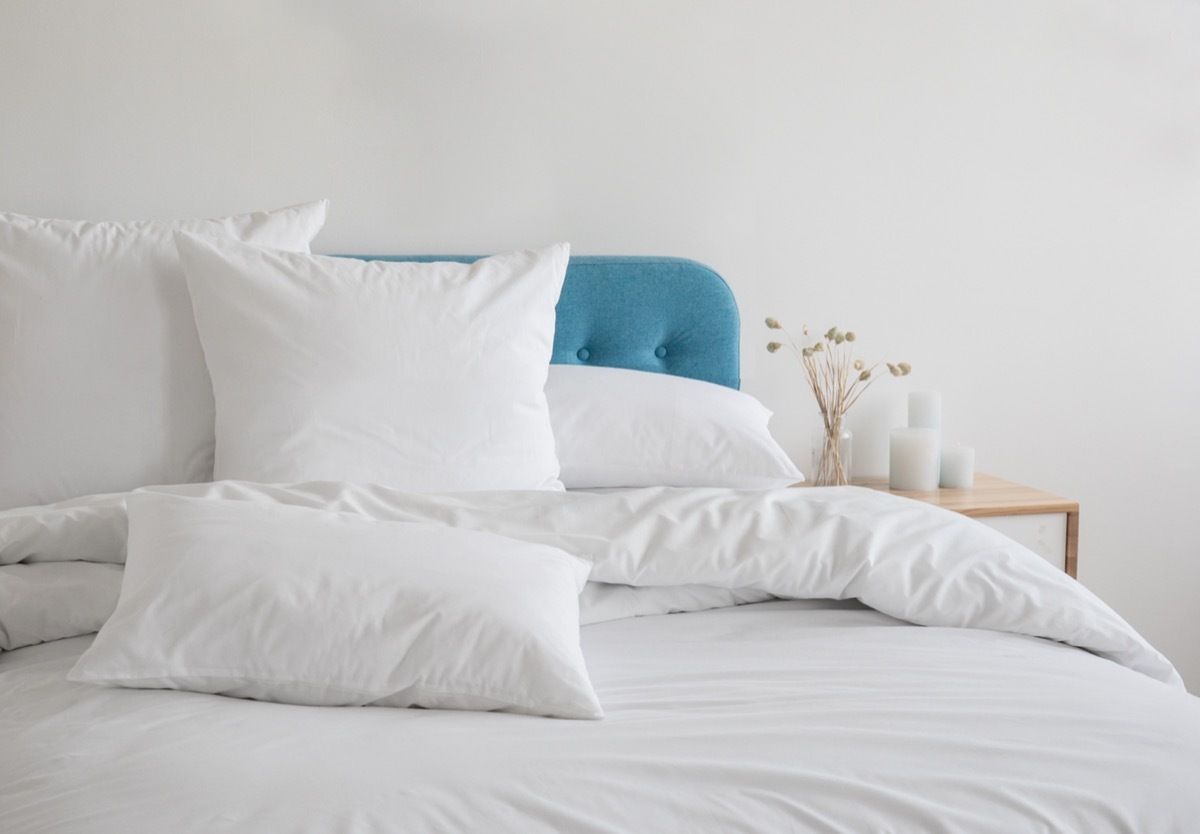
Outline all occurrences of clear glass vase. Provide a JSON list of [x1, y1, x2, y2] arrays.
[[811, 414, 853, 486]]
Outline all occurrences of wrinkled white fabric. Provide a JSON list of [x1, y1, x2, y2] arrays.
[[0, 560, 770, 645], [0, 491, 127, 565], [0, 482, 1180, 687], [135, 481, 1181, 687], [3, 602, 1198, 833], [0, 562, 122, 650], [579, 582, 774, 624]]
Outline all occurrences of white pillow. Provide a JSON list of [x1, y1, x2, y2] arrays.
[[69, 494, 602, 720], [176, 235, 567, 492], [546, 365, 802, 489], [0, 201, 329, 509]]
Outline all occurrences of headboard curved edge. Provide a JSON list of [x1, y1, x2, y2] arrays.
[[338, 254, 741, 390]]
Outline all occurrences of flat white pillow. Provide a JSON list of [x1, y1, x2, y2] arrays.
[[176, 235, 567, 492], [69, 494, 601, 720], [546, 365, 802, 489], [0, 201, 329, 509]]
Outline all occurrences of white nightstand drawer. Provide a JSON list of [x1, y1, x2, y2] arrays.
[[976, 513, 1068, 571]]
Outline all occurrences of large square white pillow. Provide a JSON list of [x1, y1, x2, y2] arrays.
[[69, 494, 601, 720], [0, 201, 329, 509], [546, 365, 802, 488], [176, 235, 568, 492]]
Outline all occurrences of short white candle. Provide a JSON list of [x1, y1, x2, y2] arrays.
[[889, 428, 940, 490], [939, 445, 975, 489], [908, 391, 942, 431]]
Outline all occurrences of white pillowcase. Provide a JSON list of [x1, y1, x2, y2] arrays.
[[0, 201, 329, 509], [546, 365, 802, 489], [176, 235, 567, 492], [69, 494, 602, 720]]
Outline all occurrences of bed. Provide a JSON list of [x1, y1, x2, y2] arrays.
[[2, 202, 1199, 833]]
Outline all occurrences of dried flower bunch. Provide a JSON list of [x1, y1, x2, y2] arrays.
[[766, 318, 911, 485]]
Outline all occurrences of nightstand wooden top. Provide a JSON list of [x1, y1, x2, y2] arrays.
[[851, 472, 1079, 519]]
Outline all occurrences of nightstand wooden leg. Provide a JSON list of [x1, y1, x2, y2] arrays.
[[1065, 511, 1079, 579]]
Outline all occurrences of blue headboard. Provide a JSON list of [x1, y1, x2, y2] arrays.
[[340, 254, 741, 390]]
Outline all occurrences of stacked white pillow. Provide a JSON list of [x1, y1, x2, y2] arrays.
[[175, 235, 568, 492], [3, 207, 797, 502], [546, 365, 801, 489], [0, 201, 329, 509], [3, 218, 802, 719]]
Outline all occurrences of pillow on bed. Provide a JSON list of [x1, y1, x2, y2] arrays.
[[0, 201, 329, 510], [69, 494, 602, 720], [546, 365, 802, 489], [176, 235, 567, 492]]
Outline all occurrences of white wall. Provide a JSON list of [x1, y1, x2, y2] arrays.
[[3, 0, 1198, 689]]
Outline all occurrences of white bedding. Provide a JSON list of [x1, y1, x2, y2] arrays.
[[2, 484, 1198, 831], [3, 602, 1198, 833], [0, 562, 121, 651]]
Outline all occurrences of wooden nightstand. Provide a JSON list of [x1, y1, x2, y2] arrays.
[[852, 473, 1079, 578]]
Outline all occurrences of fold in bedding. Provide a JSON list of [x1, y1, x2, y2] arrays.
[[0, 491, 127, 566], [0, 481, 1181, 686], [0, 562, 122, 651]]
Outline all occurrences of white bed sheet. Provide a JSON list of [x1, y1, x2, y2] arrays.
[[3, 600, 1198, 833], [3, 482, 1198, 831]]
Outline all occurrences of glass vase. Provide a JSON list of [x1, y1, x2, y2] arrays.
[[811, 413, 853, 486]]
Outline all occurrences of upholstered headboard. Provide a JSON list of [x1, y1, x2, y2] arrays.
[[342, 255, 741, 390]]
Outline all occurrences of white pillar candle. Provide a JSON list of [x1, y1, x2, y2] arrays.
[[908, 391, 942, 431], [889, 428, 940, 490], [939, 445, 975, 489]]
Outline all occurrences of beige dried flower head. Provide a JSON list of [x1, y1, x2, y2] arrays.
[[765, 317, 912, 485], [766, 318, 912, 417]]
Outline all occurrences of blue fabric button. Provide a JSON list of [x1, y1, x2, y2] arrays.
[[576, 348, 590, 361], [654, 346, 668, 359]]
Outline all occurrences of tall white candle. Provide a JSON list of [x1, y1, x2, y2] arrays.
[[889, 428, 940, 490], [939, 445, 975, 489], [908, 391, 942, 431]]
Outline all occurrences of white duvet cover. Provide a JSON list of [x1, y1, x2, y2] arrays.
[[2, 484, 1198, 832]]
